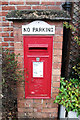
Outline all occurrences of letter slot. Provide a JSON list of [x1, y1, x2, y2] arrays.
[[28, 44, 48, 51]]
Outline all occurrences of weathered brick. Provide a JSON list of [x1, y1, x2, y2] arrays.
[[3, 27, 13, 31], [2, 22, 9, 26], [54, 42, 62, 49], [56, 2, 63, 5], [52, 88, 59, 93], [32, 5, 47, 9], [2, 6, 15, 10], [54, 49, 62, 56], [53, 75, 60, 82], [26, 2, 39, 4], [14, 43, 23, 49], [17, 90, 24, 99], [17, 56, 23, 63], [10, 32, 13, 37], [0, 38, 2, 42], [52, 93, 59, 99], [4, 38, 14, 41], [2, 2, 8, 5], [42, 108, 58, 112], [50, 112, 58, 118], [53, 55, 62, 63], [55, 27, 63, 35], [54, 35, 63, 42], [17, 6, 31, 10], [14, 49, 23, 56], [41, 2, 55, 5], [47, 6, 60, 10], [2, 12, 8, 16], [2, 42, 8, 46], [2, 17, 6, 21], [53, 63, 61, 69], [2, 33, 9, 37], [53, 69, 61, 76], [10, 43, 14, 46], [53, 82, 60, 88], [10, 1, 24, 5]]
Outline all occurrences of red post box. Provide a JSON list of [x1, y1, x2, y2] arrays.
[[24, 36, 53, 98]]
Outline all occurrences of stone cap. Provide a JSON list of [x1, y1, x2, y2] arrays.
[[6, 10, 71, 21]]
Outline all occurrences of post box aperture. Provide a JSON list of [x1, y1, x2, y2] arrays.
[[24, 36, 53, 98]]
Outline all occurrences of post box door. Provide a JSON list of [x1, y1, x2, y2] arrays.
[[24, 36, 53, 99]]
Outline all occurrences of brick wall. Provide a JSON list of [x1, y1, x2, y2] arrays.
[[13, 21, 63, 118], [1, 0, 63, 51], [1, 0, 64, 119]]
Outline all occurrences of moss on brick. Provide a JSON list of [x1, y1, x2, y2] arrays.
[[6, 10, 71, 21]]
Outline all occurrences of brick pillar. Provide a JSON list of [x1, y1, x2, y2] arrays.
[[13, 21, 63, 118]]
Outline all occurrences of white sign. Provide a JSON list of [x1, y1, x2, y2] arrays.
[[33, 62, 43, 77], [22, 21, 55, 35]]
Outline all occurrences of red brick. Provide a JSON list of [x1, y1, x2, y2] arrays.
[[0, 33, 2, 36], [14, 49, 23, 56], [2, 22, 9, 26], [2, 6, 15, 10], [41, 2, 55, 5], [34, 112, 50, 118], [50, 112, 58, 118], [0, 23, 2, 26], [2, 17, 6, 21], [0, 28, 2, 31], [0, 17, 1, 21], [0, 12, 2, 16], [10, 43, 14, 46], [54, 49, 62, 56], [10, 32, 13, 37], [53, 63, 61, 69], [42, 108, 58, 112], [53, 76, 60, 82], [32, 5, 47, 9], [53, 69, 61, 76], [14, 28, 21, 36], [54, 35, 63, 42], [0, 1, 2, 5], [53, 82, 60, 88], [0, 38, 2, 42], [4, 38, 14, 41], [26, 2, 39, 4], [46, 103, 58, 108], [18, 108, 33, 113], [52, 93, 59, 100], [3, 47, 14, 51], [2, 12, 8, 16], [54, 42, 62, 49], [53, 55, 62, 63], [47, 6, 60, 10], [55, 27, 63, 35], [3, 27, 13, 31], [17, 56, 23, 63], [52, 88, 59, 93], [2, 2, 8, 5], [10, 1, 24, 5], [17, 6, 31, 10], [14, 43, 23, 49], [2, 33, 9, 37], [56, 2, 63, 5], [2, 42, 8, 46]]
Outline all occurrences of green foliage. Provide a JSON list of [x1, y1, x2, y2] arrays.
[[54, 22, 80, 117], [63, 22, 80, 46], [54, 78, 80, 116], [2, 49, 23, 86], [70, 56, 80, 79]]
